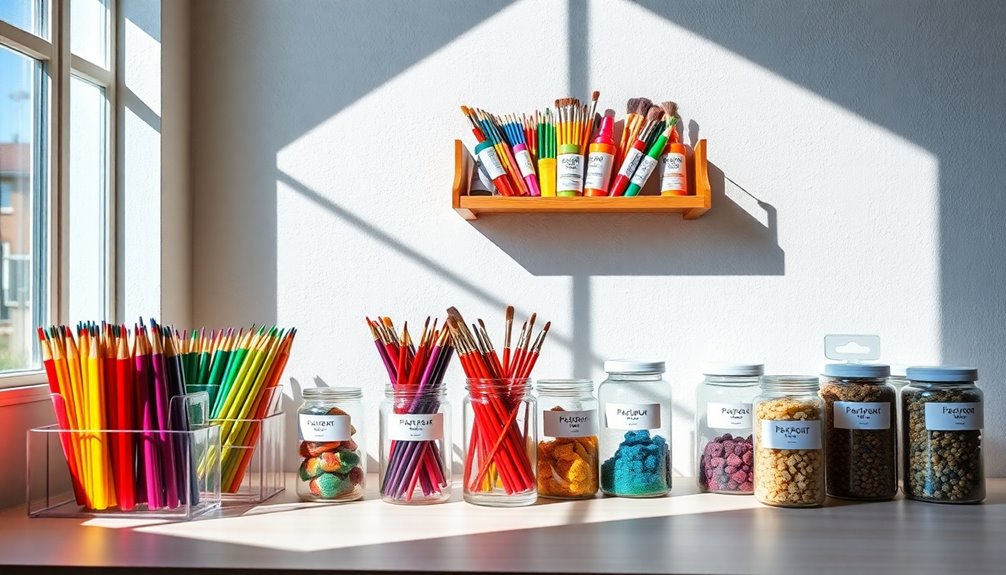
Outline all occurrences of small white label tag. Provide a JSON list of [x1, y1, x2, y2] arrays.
[[584, 152, 613, 189], [925, 402, 983, 431], [514, 149, 535, 178], [477, 146, 506, 180], [557, 153, 584, 193], [543, 410, 597, 438], [760, 419, 822, 450], [629, 155, 658, 186], [834, 401, 890, 430], [660, 152, 686, 191], [617, 148, 644, 177], [299, 414, 352, 442], [387, 413, 445, 441], [707, 402, 753, 429], [605, 403, 661, 430]]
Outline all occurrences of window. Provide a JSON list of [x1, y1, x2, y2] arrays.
[[0, 1, 115, 383]]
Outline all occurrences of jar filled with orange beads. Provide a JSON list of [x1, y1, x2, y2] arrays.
[[536, 379, 599, 499]]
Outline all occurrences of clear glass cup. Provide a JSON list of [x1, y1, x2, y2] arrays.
[[753, 376, 825, 508], [536, 379, 599, 500], [296, 387, 365, 502], [598, 360, 671, 497], [695, 363, 762, 494], [463, 378, 537, 506], [379, 385, 451, 505]]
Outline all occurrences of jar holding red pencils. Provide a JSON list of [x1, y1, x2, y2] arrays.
[[463, 378, 537, 506], [379, 385, 451, 504]]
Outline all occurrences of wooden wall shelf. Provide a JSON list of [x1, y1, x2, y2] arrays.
[[452, 139, 712, 221]]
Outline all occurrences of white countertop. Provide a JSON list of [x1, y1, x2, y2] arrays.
[[1, 474, 1004, 574]]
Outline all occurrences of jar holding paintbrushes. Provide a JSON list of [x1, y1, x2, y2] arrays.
[[449, 306, 550, 507]]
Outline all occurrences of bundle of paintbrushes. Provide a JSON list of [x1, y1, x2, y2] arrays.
[[460, 94, 690, 198], [446, 306, 550, 504], [37, 320, 295, 511], [368, 316, 453, 504]]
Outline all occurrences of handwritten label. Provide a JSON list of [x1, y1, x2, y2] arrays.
[[834, 401, 890, 430], [605, 403, 661, 430], [617, 148, 644, 177], [760, 420, 822, 450], [629, 155, 658, 187], [925, 402, 983, 431], [660, 152, 686, 192], [387, 413, 444, 441], [584, 152, 613, 190], [557, 153, 584, 193], [543, 410, 597, 438], [299, 414, 351, 442], [514, 149, 535, 178], [707, 402, 753, 430]]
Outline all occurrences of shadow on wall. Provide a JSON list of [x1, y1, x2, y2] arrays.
[[470, 161, 784, 276], [630, 0, 1006, 466]]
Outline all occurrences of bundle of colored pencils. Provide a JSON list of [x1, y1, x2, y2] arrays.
[[37, 320, 295, 511], [367, 316, 453, 502], [460, 94, 684, 197], [446, 306, 550, 496], [196, 325, 295, 493]]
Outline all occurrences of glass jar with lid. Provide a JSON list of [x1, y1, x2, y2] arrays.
[[902, 366, 984, 503], [819, 363, 897, 500], [379, 384, 451, 505], [695, 363, 762, 494], [536, 379, 599, 499], [296, 387, 366, 502], [598, 360, 671, 497], [753, 376, 825, 507]]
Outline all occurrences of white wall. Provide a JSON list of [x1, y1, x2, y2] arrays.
[[190, 0, 1006, 476]]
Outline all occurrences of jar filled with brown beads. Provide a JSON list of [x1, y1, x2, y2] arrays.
[[820, 363, 897, 500], [902, 366, 984, 504], [753, 375, 825, 508]]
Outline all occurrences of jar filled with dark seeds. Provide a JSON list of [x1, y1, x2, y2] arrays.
[[820, 363, 897, 500], [903, 366, 984, 504]]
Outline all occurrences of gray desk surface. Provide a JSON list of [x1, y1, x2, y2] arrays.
[[1, 475, 1004, 574]]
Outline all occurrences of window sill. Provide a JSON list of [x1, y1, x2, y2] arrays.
[[0, 377, 50, 407]]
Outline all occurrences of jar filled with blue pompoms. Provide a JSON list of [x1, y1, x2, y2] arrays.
[[598, 360, 672, 497]]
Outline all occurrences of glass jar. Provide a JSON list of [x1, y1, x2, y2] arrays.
[[463, 378, 537, 507], [695, 363, 762, 494], [379, 385, 451, 505], [819, 363, 897, 500], [753, 376, 825, 507], [598, 360, 671, 497], [296, 387, 365, 502], [536, 379, 599, 500], [888, 365, 910, 488], [902, 366, 984, 503]]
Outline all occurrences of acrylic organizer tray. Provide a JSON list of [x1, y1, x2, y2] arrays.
[[27, 392, 221, 520], [207, 385, 285, 503]]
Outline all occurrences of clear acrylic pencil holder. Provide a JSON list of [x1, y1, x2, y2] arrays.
[[206, 386, 286, 503], [27, 392, 222, 520]]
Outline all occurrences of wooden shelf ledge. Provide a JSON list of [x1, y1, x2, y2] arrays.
[[452, 139, 712, 221]]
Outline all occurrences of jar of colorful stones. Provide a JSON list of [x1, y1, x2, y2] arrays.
[[695, 363, 762, 494], [296, 387, 366, 502], [536, 379, 599, 499], [598, 360, 672, 497]]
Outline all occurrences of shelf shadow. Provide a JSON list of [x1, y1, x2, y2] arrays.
[[470, 162, 784, 276]]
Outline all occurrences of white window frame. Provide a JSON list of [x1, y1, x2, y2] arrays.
[[0, 0, 117, 389]]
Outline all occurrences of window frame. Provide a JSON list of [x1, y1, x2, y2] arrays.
[[0, 0, 118, 388]]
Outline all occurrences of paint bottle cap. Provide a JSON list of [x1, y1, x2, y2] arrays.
[[474, 141, 493, 155], [593, 115, 615, 144], [558, 143, 580, 156]]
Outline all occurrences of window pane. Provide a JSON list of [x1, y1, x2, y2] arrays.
[[68, 75, 107, 323], [70, 0, 107, 67], [0, 45, 44, 372], [0, 0, 47, 39]]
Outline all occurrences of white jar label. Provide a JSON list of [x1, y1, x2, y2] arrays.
[[925, 402, 983, 431], [557, 153, 584, 193], [760, 419, 822, 450], [476, 146, 506, 180], [617, 148, 644, 177], [706, 402, 753, 429], [299, 414, 352, 442], [543, 410, 597, 438], [605, 403, 661, 430], [629, 155, 658, 187], [583, 152, 613, 190], [387, 413, 444, 441], [514, 148, 535, 178], [834, 401, 890, 430]]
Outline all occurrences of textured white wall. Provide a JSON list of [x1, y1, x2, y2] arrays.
[[190, 0, 1006, 476]]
